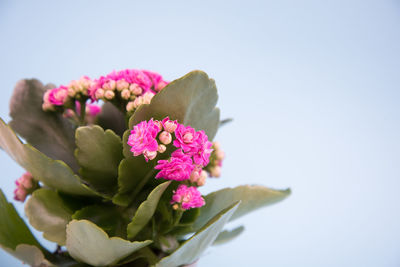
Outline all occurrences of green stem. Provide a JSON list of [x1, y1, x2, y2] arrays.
[[130, 169, 156, 202], [79, 100, 86, 126]]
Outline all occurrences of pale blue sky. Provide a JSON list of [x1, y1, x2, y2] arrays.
[[0, 1, 399, 266]]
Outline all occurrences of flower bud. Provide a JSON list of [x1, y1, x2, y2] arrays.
[[216, 150, 225, 160], [104, 90, 115, 100], [210, 166, 221, 177], [116, 79, 129, 91], [162, 118, 177, 133], [67, 87, 76, 97], [133, 96, 143, 108], [95, 88, 105, 99], [121, 89, 131, 100], [197, 171, 207, 186], [159, 131, 172, 145], [143, 92, 155, 104], [144, 150, 157, 161], [129, 83, 143, 95], [109, 80, 116, 90], [158, 144, 166, 153], [126, 101, 135, 112]]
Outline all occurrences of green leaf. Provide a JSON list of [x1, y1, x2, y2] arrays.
[[72, 205, 125, 238], [66, 220, 152, 266], [75, 125, 123, 194], [213, 226, 245, 246], [154, 202, 240, 267], [130, 70, 220, 140], [96, 102, 127, 138], [192, 185, 290, 231], [0, 189, 41, 250], [127, 181, 171, 239], [9, 79, 79, 171], [0, 119, 97, 196], [25, 188, 75, 245]]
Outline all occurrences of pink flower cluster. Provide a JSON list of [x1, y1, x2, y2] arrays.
[[14, 172, 35, 202], [171, 185, 205, 210], [127, 117, 213, 210]]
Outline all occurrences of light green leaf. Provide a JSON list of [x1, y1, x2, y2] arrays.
[[2, 244, 55, 267], [192, 185, 291, 231], [127, 181, 171, 239], [25, 188, 74, 245], [66, 220, 152, 266], [130, 70, 220, 140], [154, 202, 240, 267], [213, 226, 245, 246], [0, 119, 96, 196], [75, 125, 123, 193], [9, 79, 79, 171]]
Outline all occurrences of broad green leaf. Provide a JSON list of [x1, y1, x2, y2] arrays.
[[72, 205, 125, 238], [97, 102, 127, 137], [213, 226, 245, 246], [154, 202, 240, 267], [130, 70, 220, 140], [66, 220, 152, 266], [2, 244, 55, 267], [75, 125, 123, 193], [25, 188, 75, 245], [0, 189, 41, 250], [192, 185, 291, 231], [9, 79, 79, 171], [127, 181, 171, 239], [0, 119, 97, 196]]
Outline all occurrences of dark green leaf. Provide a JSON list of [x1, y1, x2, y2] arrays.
[[25, 188, 75, 245], [154, 202, 240, 267], [192, 185, 291, 231], [127, 181, 171, 239], [97, 102, 127, 138], [66, 220, 152, 266], [75, 125, 123, 193], [130, 70, 220, 140], [9, 79, 79, 171], [72, 205, 125, 238], [213, 226, 244, 245], [0, 119, 97, 196]]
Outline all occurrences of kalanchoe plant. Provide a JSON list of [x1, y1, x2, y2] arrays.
[[0, 69, 290, 267]]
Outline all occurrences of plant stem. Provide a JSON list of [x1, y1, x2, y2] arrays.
[[79, 100, 86, 126]]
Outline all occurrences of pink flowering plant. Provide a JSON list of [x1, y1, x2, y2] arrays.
[[0, 70, 290, 267]]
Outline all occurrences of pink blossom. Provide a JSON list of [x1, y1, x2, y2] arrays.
[[128, 119, 161, 160], [171, 185, 205, 210], [87, 104, 101, 117], [46, 86, 68, 106], [173, 124, 199, 154], [155, 150, 194, 181], [14, 172, 34, 202], [192, 131, 213, 166]]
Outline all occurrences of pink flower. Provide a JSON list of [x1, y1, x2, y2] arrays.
[[128, 119, 161, 160], [173, 124, 199, 154], [155, 150, 194, 181], [171, 185, 205, 210], [192, 131, 213, 166], [173, 125, 213, 166], [87, 104, 101, 117], [47, 86, 68, 106]]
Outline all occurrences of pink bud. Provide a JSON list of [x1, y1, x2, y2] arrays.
[[116, 79, 129, 91], [144, 150, 157, 161], [210, 166, 221, 177], [67, 87, 76, 97], [133, 96, 143, 108], [109, 80, 116, 90], [159, 131, 172, 145], [14, 188, 27, 202], [95, 88, 105, 99], [162, 118, 178, 133], [158, 144, 166, 153], [143, 92, 155, 104], [216, 150, 225, 160], [197, 171, 207, 186], [104, 90, 115, 100], [126, 101, 135, 112], [129, 84, 143, 95], [121, 89, 131, 100]]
